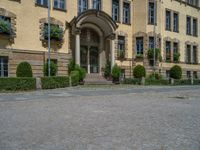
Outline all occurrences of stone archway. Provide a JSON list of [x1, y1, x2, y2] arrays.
[[70, 10, 118, 74]]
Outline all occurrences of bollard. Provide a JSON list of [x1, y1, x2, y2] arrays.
[[170, 78, 174, 85], [141, 77, 145, 85], [36, 77, 42, 90]]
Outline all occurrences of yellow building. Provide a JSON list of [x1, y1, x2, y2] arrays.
[[0, 0, 199, 79]]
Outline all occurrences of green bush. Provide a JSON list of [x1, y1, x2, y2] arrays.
[[104, 60, 111, 79], [170, 65, 182, 79], [74, 65, 86, 82], [147, 48, 161, 61], [148, 73, 162, 80], [133, 65, 146, 79], [193, 79, 200, 85], [174, 79, 191, 85], [123, 78, 141, 85], [41, 76, 69, 89], [44, 24, 63, 41], [16, 62, 33, 77], [173, 52, 180, 62], [70, 71, 79, 86], [0, 77, 36, 91], [145, 79, 169, 85], [43, 61, 58, 76], [111, 64, 121, 80], [68, 59, 76, 74]]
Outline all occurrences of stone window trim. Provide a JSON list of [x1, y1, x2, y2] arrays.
[[133, 32, 147, 59], [39, 17, 64, 44], [165, 9, 180, 33], [122, 1, 131, 25], [185, 41, 199, 64], [115, 31, 128, 60], [0, 8, 17, 39]]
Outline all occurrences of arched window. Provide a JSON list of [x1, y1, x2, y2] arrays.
[[93, 0, 101, 10], [78, 0, 88, 14]]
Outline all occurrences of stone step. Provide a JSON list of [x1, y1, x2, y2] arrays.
[[84, 73, 113, 85]]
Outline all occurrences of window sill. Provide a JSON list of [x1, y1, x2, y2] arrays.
[[53, 7, 67, 12], [165, 29, 171, 32], [35, 3, 48, 8], [122, 22, 131, 26], [148, 22, 157, 26]]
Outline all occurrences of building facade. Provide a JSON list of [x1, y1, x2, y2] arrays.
[[0, 0, 199, 78]]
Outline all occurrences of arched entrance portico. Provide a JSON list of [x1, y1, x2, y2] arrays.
[[70, 10, 118, 74]]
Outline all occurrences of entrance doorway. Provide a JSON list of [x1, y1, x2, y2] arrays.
[[80, 28, 100, 74]]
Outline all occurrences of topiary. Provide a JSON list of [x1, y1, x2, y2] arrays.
[[74, 65, 86, 82], [43, 61, 58, 76], [111, 64, 121, 81], [16, 61, 33, 77], [170, 65, 182, 79], [133, 65, 146, 79], [104, 60, 111, 79]]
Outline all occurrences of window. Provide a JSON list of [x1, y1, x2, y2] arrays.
[[54, 0, 65, 10], [93, 0, 101, 10], [173, 42, 178, 54], [193, 71, 198, 79], [112, 0, 120, 22], [123, 2, 130, 24], [193, 18, 198, 36], [186, 45, 191, 63], [193, 45, 198, 64], [136, 37, 143, 55], [78, 0, 88, 14], [186, 16, 192, 35], [149, 37, 155, 49], [0, 56, 8, 77], [118, 36, 125, 58], [166, 10, 171, 31], [187, 0, 199, 6], [165, 41, 171, 61], [187, 71, 191, 79], [36, 0, 48, 6], [173, 12, 179, 32], [148, 2, 156, 24]]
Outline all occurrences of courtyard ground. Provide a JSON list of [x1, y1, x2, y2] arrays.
[[0, 85, 200, 150]]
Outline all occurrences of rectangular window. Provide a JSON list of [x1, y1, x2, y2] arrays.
[[54, 0, 65, 10], [148, 2, 155, 24], [78, 0, 88, 14], [36, 0, 48, 6], [166, 10, 171, 31], [0, 56, 8, 77], [149, 37, 155, 49], [186, 45, 191, 63], [193, 71, 198, 79], [93, 0, 101, 10], [186, 16, 192, 35], [173, 42, 178, 54], [187, 71, 191, 79], [118, 36, 125, 58], [136, 37, 143, 55], [112, 0, 120, 22], [193, 18, 198, 36], [166, 41, 171, 61], [193, 45, 198, 64], [173, 12, 179, 32], [123, 2, 130, 24]]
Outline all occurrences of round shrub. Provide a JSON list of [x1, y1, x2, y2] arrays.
[[16, 61, 33, 77], [170, 65, 182, 79], [43, 61, 58, 76], [133, 65, 146, 79], [111, 64, 121, 80], [74, 65, 86, 82], [68, 59, 75, 74]]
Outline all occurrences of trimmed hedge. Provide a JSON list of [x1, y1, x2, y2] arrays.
[[70, 71, 79, 86], [123, 78, 141, 85], [16, 62, 33, 77], [174, 79, 191, 85], [0, 77, 36, 91], [43, 61, 58, 76], [41, 76, 69, 89], [145, 79, 169, 85]]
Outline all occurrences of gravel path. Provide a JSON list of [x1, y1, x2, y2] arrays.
[[0, 86, 200, 150]]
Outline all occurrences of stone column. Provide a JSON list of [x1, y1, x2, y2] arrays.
[[87, 46, 90, 74], [75, 32, 81, 65], [191, 45, 193, 64], [110, 37, 116, 68]]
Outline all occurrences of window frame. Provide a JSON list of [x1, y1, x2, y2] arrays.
[[0, 56, 8, 77], [123, 2, 131, 24], [53, 0, 66, 11]]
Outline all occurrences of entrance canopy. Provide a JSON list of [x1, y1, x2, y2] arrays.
[[70, 10, 118, 37]]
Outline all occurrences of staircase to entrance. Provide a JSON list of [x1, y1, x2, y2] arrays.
[[84, 73, 113, 85]]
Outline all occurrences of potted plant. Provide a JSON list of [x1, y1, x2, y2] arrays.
[[43, 24, 63, 41], [0, 18, 12, 36], [173, 52, 180, 63]]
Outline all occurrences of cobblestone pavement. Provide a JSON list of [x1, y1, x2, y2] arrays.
[[0, 86, 200, 150]]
